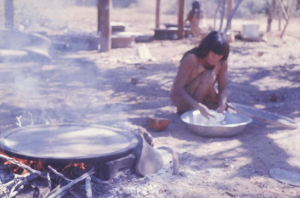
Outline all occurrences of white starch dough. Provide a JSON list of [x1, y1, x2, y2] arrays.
[[192, 110, 226, 126]]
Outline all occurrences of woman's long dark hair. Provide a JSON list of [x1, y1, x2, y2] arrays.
[[181, 31, 230, 62], [191, 1, 201, 18]]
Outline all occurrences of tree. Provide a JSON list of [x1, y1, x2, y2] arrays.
[[223, 0, 244, 33]]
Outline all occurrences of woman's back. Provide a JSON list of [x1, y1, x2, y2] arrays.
[[186, 7, 206, 37]]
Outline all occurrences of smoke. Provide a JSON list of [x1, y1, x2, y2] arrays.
[[0, 1, 134, 129], [12, 72, 41, 105]]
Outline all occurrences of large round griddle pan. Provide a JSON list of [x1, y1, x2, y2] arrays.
[[0, 124, 138, 163]]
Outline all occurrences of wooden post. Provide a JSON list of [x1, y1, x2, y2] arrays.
[[177, 0, 185, 39], [155, 0, 160, 28], [97, 0, 101, 34], [224, 0, 244, 33], [267, 0, 276, 32], [278, 0, 292, 38], [226, 0, 233, 31], [4, 0, 14, 30], [100, 0, 111, 52], [278, 0, 282, 31], [214, 0, 222, 30], [219, 0, 226, 31]]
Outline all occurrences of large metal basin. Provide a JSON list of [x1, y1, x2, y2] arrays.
[[181, 110, 252, 137]]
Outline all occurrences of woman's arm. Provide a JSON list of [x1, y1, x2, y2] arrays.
[[216, 59, 228, 113], [186, 11, 192, 22]]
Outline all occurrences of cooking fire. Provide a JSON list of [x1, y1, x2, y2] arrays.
[[0, 123, 176, 197]]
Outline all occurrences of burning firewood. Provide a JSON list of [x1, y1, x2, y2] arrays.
[[9, 174, 38, 197], [90, 175, 109, 184], [48, 165, 72, 182], [85, 176, 92, 198], [43, 173, 51, 198], [0, 154, 98, 198], [0, 154, 46, 178], [47, 168, 94, 198]]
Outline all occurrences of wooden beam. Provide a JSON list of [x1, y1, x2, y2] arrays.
[[224, 0, 244, 33], [219, 0, 226, 31], [278, 0, 282, 31], [155, 0, 160, 28], [278, 0, 292, 38], [4, 0, 14, 30], [267, 0, 276, 32], [177, 0, 185, 39], [97, 0, 101, 34], [214, 0, 222, 30], [226, 0, 233, 30], [99, 0, 111, 52]]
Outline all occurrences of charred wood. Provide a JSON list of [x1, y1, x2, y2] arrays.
[[85, 176, 92, 198], [0, 155, 46, 179], [47, 168, 95, 198], [48, 166, 72, 182]]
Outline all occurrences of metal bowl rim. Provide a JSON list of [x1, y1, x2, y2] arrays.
[[180, 111, 253, 128]]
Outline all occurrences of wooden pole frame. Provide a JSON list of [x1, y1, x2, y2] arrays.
[[226, 0, 233, 31], [267, 0, 276, 32], [177, 0, 185, 39], [214, 0, 222, 30], [155, 0, 161, 28], [97, 0, 102, 34], [224, 0, 244, 33], [278, 0, 282, 31], [277, 0, 291, 38], [99, 0, 111, 52], [219, 0, 226, 31]]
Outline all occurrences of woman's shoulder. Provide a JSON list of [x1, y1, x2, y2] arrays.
[[181, 54, 199, 69], [182, 54, 198, 64]]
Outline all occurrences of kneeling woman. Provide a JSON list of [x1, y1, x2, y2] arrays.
[[169, 31, 229, 118]]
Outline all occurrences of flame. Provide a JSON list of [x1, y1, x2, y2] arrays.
[[0, 150, 46, 174], [0, 150, 90, 176], [37, 159, 44, 170], [73, 162, 86, 170]]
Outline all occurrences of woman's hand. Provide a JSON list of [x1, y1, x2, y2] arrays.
[[216, 104, 226, 113], [197, 103, 214, 119]]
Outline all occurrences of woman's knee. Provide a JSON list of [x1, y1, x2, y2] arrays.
[[199, 70, 216, 85]]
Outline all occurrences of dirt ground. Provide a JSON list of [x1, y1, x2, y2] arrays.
[[0, 6, 300, 198]]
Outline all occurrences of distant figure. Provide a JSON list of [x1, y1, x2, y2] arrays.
[[186, 1, 208, 37]]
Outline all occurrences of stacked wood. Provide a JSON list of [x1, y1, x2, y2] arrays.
[[0, 155, 96, 198]]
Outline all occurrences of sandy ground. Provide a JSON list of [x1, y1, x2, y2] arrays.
[[0, 6, 300, 198]]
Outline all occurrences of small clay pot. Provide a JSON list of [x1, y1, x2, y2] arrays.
[[146, 117, 170, 131]]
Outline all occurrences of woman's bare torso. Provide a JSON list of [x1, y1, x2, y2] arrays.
[[185, 54, 222, 86]]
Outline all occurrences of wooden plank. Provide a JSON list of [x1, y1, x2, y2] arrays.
[[138, 44, 153, 61], [228, 102, 298, 129], [97, 0, 101, 34], [214, 0, 222, 30], [278, 0, 282, 31], [100, 0, 111, 52], [267, 0, 276, 32], [226, 0, 233, 30], [224, 0, 244, 33], [4, 0, 14, 30], [177, 0, 185, 39], [155, 0, 160, 28]]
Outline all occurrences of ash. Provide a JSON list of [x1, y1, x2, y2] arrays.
[[95, 147, 177, 197]]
